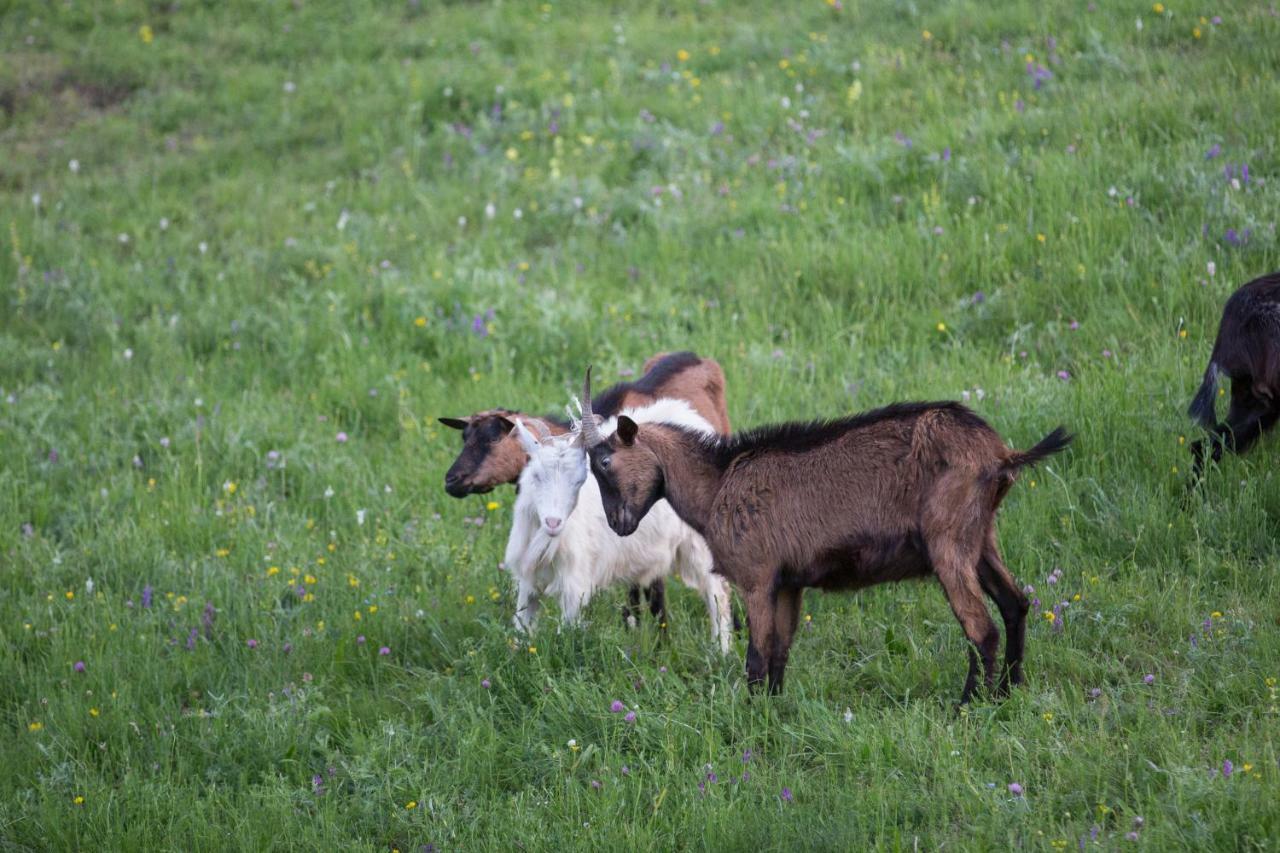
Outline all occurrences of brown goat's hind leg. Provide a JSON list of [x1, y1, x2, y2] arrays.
[[767, 587, 804, 694], [932, 546, 999, 704], [742, 587, 776, 693], [978, 542, 1030, 695]]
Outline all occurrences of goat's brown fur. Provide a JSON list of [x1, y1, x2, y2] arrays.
[[587, 400, 1070, 701]]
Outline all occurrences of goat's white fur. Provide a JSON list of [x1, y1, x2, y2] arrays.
[[505, 399, 732, 653]]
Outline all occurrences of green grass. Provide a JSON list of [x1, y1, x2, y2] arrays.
[[2, 0, 1279, 848]]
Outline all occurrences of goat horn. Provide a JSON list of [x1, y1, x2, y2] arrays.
[[528, 418, 551, 442], [580, 365, 604, 447]]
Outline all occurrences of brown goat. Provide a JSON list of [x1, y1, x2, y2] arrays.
[[439, 351, 730, 497], [580, 372, 1070, 701], [1188, 271, 1280, 477], [439, 352, 731, 626]]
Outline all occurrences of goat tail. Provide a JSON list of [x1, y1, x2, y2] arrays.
[[1003, 427, 1073, 472], [1187, 361, 1221, 428]]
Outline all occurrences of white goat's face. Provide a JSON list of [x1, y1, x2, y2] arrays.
[[515, 421, 589, 537]]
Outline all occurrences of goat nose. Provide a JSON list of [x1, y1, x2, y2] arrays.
[[545, 517, 562, 531]]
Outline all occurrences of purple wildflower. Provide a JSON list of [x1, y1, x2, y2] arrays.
[[621, 765, 630, 776], [282, 642, 292, 654], [202, 602, 216, 638], [942, 146, 951, 162], [142, 585, 153, 608], [471, 314, 489, 337], [1205, 143, 1222, 160], [624, 711, 636, 723], [356, 635, 366, 645], [780, 787, 793, 803], [48, 449, 59, 463], [379, 646, 391, 656], [610, 700, 625, 713], [336, 431, 348, 443], [21, 522, 34, 538], [1008, 782, 1024, 796], [185, 626, 198, 651], [590, 779, 602, 790], [1089, 687, 1102, 699], [1057, 370, 1071, 381], [1222, 758, 1233, 778], [1125, 832, 1139, 842], [312, 774, 325, 795], [1144, 673, 1155, 685], [246, 639, 258, 649], [893, 131, 912, 148], [73, 661, 86, 673], [742, 749, 752, 763]]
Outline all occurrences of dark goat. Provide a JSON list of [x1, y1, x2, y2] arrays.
[[580, 372, 1070, 701], [1188, 271, 1280, 476], [439, 352, 732, 626]]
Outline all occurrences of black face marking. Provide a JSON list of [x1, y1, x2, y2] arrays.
[[443, 415, 516, 496]]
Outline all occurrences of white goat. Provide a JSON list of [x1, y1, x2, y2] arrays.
[[504, 399, 733, 653]]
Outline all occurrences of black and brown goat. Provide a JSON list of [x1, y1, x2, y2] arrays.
[[580, 371, 1070, 701], [1188, 271, 1280, 476], [439, 351, 732, 624], [439, 351, 730, 496]]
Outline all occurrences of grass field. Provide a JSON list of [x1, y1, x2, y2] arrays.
[[3, 0, 1280, 848]]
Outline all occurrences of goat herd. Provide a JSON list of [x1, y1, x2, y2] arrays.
[[439, 271, 1280, 701]]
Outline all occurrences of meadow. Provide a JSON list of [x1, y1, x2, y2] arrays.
[[2, 0, 1279, 848]]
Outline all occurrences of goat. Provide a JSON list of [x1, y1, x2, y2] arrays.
[[1188, 271, 1280, 477], [439, 351, 731, 625], [504, 402, 733, 653], [579, 369, 1070, 701], [439, 351, 730, 497]]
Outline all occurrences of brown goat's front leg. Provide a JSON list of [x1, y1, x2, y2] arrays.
[[742, 588, 776, 692], [768, 587, 804, 694]]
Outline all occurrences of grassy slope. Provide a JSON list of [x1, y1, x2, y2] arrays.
[[1, 0, 1278, 849]]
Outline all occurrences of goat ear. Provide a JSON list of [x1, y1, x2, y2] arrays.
[[438, 417, 469, 431], [495, 416, 516, 434], [617, 415, 639, 446], [512, 419, 541, 454]]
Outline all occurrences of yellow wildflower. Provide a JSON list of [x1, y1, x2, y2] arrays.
[[139, 25, 153, 44]]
